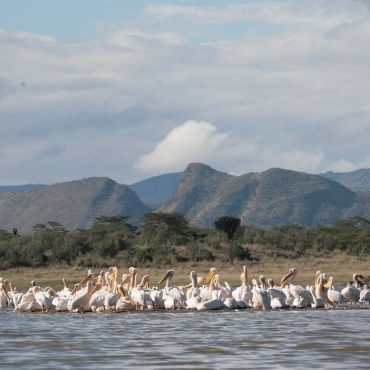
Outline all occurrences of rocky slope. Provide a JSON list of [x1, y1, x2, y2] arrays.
[[0, 177, 150, 233]]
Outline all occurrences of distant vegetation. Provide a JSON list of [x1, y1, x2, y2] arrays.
[[0, 213, 369, 270]]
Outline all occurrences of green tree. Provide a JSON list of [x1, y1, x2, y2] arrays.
[[140, 212, 191, 245], [214, 216, 241, 241], [214, 216, 242, 264]]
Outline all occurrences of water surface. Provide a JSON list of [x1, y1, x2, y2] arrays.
[[0, 309, 369, 369]]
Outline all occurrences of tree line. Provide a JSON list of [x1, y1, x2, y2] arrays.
[[0, 213, 369, 269]]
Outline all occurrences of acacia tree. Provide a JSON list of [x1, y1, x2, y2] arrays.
[[214, 216, 241, 264], [140, 212, 191, 246], [214, 216, 241, 241]]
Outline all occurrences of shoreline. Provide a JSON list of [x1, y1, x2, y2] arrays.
[[2, 252, 369, 290]]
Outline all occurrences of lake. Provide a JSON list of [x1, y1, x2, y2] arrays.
[[0, 309, 369, 369]]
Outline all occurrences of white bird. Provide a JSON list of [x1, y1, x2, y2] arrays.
[[186, 271, 201, 309], [158, 270, 186, 309], [32, 285, 54, 312], [359, 285, 370, 305], [68, 275, 95, 313], [326, 277, 345, 306], [251, 278, 271, 310], [309, 286, 325, 309], [280, 268, 313, 308], [232, 266, 253, 307], [0, 278, 10, 309], [341, 283, 360, 304]]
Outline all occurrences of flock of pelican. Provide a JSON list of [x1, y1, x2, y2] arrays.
[[0, 266, 369, 313]]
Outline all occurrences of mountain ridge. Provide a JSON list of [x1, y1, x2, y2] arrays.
[[163, 163, 370, 227], [0, 177, 150, 233]]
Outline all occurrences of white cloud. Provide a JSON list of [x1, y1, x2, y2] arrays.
[[329, 157, 370, 173], [1, 1, 370, 184], [137, 121, 229, 173], [137, 120, 325, 175]]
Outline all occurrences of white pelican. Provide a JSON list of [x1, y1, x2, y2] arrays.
[[115, 284, 137, 312], [341, 282, 360, 304], [326, 276, 345, 306], [158, 270, 186, 309], [186, 271, 201, 309], [198, 267, 218, 301], [0, 278, 10, 309], [314, 272, 330, 307], [309, 286, 325, 308], [359, 285, 370, 305], [13, 289, 41, 312], [251, 278, 271, 310], [128, 268, 153, 310], [196, 298, 226, 310], [352, 273, 366, 288], [231, 266, 253, 307], [280, 268, 313, 308], [89, 271, 106, 312], [68, 275, 95, 313], [53, 277, 74, 311], [104, 267, 120, 310], [341, 274, 364, 304], [266, 279, 289, 309], [32, 285, 54, 312]]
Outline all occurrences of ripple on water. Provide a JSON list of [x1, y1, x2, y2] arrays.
[[0, 310, 369, 369]]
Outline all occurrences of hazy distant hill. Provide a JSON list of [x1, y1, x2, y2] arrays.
[[163, 163, 370, 227], [0, 184, 48, 194], [130, 172, 182, 206], [0, 177, 150, 233], [320, 168, 370, 191]]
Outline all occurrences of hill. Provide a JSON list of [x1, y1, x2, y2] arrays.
[[130, 172, 182, 206], [0, 177, 150, 233], [320, 168, 370, 191], [0, 184, 48, 194], [163, 163, 370, 227]]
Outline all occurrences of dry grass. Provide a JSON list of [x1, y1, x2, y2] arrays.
[[1, 252, 369, 290]]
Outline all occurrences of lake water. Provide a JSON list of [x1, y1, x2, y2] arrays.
[[0, 309, 369, 369]]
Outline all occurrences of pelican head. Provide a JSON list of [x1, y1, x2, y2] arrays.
[[353, 273, 366, 287], [251, 278, 258, 288], [267, 278, 275, 288], [240, 266, 248, 285], [325, 276, 333, 289], [158, 270, 174, 285], [281, 268, 297, 287], [188, 271, 198, 288], [121, 273, 130, 285], [259, 275, 267, 289], [32, 286, 41, 293], [138, 275, 150, 289], [204, 267, 217, 285]]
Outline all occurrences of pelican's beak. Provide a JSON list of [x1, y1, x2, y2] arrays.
[[324, 279, 332, 289], [211, 274, 219, 287], [158, 271, 171, 285], [281, 270, 295, 286], [204, 270, 216, 285], [3, 286, 10, 302], [357, 275, 366, 285]]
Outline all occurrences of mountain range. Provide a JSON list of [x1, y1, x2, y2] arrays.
[[163, 163, 370, 227], [319, 168, 370, 191], [0, 177, 150, 233], [0, 164, 369, 232]]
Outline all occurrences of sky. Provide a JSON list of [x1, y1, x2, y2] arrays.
[[1, 0, 370, 185]]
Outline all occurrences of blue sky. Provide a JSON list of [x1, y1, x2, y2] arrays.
[[1, 1, 370, 184]]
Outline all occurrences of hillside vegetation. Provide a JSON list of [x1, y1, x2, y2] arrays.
[[0, 213, 369, 270]]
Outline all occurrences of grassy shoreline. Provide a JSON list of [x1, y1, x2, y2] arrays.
[[1, 252, 369, 290]]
